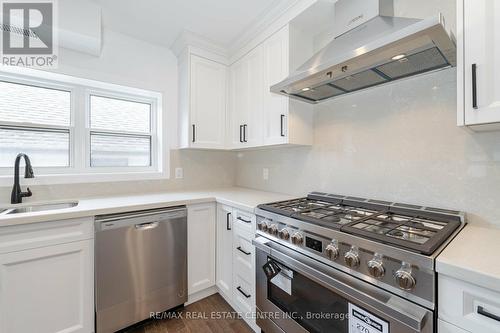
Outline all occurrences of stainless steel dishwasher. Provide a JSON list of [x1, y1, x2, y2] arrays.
[[95, 206, 187, 333]]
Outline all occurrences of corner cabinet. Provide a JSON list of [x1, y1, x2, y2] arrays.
[[229, 46, 264, 148], [178, 49, 228, 149], [458, 0, 500, 130]]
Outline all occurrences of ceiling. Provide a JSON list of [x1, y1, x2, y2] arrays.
[[89, 0, 294, 48]]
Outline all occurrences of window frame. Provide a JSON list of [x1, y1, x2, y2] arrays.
[[0, 67, 166, 186]]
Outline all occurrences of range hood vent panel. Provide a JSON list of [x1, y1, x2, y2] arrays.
[[272, 0, 456, 104]]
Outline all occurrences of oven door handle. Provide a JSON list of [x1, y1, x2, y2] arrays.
[[253, 237, 430, 332]]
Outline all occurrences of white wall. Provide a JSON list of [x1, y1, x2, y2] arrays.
[[0, 27, 236, 204]]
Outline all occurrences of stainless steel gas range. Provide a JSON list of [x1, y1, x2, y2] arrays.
[[253, 192, 465, 333]]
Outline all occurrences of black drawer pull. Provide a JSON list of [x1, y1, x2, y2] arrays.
[[478, 306, 500, 323], [239, 125, 243, 143], [280, 114, 285, 137], [243, 124, 248, 142], [226, 212, 231, 231], [192, 124, 196, 142], [237, 217, 251, 224], [237, 246, 251, 255], [237, 286, 251, 298], [472, 63, 478, 109]]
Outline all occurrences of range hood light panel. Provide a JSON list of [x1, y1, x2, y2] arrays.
[[392, 54, 406, 60]]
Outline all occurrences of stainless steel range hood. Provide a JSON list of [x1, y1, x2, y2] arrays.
[[271, 0, 456, 104]]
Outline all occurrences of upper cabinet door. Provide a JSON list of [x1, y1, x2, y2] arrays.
[[229, 57, 248, 147], [463, 0, 500, 126], [263, 26, 290, 145], [245, 45, 264, 147], [190, 55, 227, 148]]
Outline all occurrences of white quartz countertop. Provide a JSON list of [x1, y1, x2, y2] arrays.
[[0, 187, 295, 227], [437, 224, 500, 292]]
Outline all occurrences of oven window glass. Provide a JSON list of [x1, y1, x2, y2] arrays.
[[267, 260, 348, 332]]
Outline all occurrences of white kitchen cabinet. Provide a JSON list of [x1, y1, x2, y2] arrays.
[[187, 203, 216, 295], [216, 204, 233, 298], [229, 24, 313, 149], [458, 0, 500, 129], [229, 45, 264, 148], [178, 49, 228, 149], [438, 274, 500, 332], [438, 319, 470, 333], [262, 25, 313, 146], [0, 218, 94, 333]]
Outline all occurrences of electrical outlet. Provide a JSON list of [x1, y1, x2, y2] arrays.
[[263, 168, 269, 181], [175, 167, 184, 179]]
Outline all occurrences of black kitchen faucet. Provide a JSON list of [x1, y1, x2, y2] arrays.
[[11, 153, 34, 204]]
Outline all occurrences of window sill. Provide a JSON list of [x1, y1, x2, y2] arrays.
[[0, 170, 169, 187]]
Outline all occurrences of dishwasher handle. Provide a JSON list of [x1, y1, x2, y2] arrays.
[[135, 222, 159, 230]]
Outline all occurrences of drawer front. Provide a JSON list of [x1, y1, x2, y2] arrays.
[[0, 217, 94, 254], [439, 274, 500, 332], [234, 229, 254, 271], [233, 209, 255, 234], [438, 319, 470, 333], [233, 273, 254, 315]]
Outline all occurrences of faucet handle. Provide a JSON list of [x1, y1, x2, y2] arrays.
[[22, 187, 32, 198]]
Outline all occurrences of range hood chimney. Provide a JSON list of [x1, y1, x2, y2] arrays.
[[271, 0, 456, 104]]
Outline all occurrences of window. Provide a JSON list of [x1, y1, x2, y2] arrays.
[[0, 69, 164, 183], [0, 81, 71, 167], [89, 95, 152, 167]]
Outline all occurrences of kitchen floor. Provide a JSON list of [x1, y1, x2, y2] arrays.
[[123, 294, 253, 333]]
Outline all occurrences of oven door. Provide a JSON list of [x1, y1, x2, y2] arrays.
[[253, 237, 433, 333]]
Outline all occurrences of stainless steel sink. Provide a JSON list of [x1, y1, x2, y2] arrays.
[[0, 202, 78, 215]]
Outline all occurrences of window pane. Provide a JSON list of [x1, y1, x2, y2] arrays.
[[90, 95, 151, 133], [0, 81, 71, 126], [91, 133, 151, 167], [0, 127, 69, 167]]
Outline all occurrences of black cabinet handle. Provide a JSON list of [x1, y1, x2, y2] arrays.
[[243, 124, 248, 142], [237, 286, 251, 298], [237, 246, 251, 255], [192, 124, 196, 142], [478, 306, 500, 323], [472, 63, 478, 109], [239, 125, 243, 143], [237, 216, 251, 224], [280, 114, 285, 137], [226, 212, 231, 231]]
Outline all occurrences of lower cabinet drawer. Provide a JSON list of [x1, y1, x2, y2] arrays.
[[438, 319, 470, 333], [439, 274, 500, 333], [233, 209, 255, 234], [234, 230, 254, 271], [233, 273, 254, 315]]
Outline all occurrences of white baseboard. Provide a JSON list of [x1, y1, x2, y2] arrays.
[[186, 286, 218, 305]]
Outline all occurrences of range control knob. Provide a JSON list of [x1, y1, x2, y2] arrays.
[[268, 224, 279, 236], [325, 243, 339, 260], [395, 268, 416, 290], [367, 258, 385, 278], [278, 228, 290, 240], [344, 248, 360, 268], [291, 232, 304, 245], [257, 221, 268, 232]]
